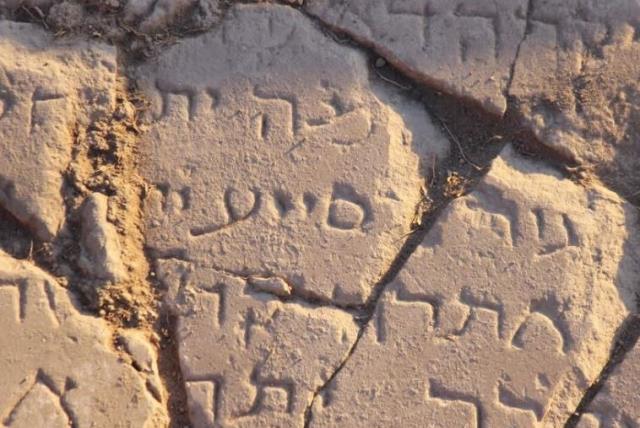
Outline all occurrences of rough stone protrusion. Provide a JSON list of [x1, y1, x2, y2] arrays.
[[79, 193, 127, 283], [309, 145, 640, 427], [118, 330, 165, 403]]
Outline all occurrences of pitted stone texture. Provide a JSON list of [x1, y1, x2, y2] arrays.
[[0, 251, 165, 427], [309, 146, 640, 427], [0, 21, 116, 241], [0, 0, 221, 34], [138, 4, 449, 305], [510, 0, 640, 198], [304, 0, 528, 115], [157, 260, 359, 428], [577, 340, 640, 427]]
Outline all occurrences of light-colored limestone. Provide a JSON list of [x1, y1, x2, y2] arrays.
[[308, 145, 640, 427], [79, 193, 127, 283], [0, 21, 116, 241], [577, 340, 640, 427], [138, 3, 448, 306], [118, 329, 165, 404], [157, 259, 359, 427], [305, 0, 640, 197], [0, 250, 165, 427], [304, 0, 528, 115], [510, 0, 640, 198]]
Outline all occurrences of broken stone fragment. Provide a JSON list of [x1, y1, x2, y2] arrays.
[[79, 193, 127, 283], [0, 250, 165, 427], [118, 330, 165, 403], [309, 145, 640, 427], [138, 3, 449, 306], [0, 21, 116, 242], [248, 276, 292, 297], [577, 335, 640, 427], [158, 259, 359, 428], [304, 0, 528, 115]]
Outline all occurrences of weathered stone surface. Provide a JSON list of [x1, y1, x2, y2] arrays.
[[510, 0, 640, 199], [308, 146, 640, 427], [157, 259, 359, 427], [304, 0, 528, 115], [138, 3, 449, 305], [0, 0, 221, 35], [122, 0, 219, 32], [79, 193, 127, 283], [577, 341, 640, 427], [0, 250, 165, 427], [0, 21, 116, 241]]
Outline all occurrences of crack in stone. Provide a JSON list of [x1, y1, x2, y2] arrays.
[[7, 2, 627, 427], [506, 0, 534, 100], [564, 313, 640, 427]]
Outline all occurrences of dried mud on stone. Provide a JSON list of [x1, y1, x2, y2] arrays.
[[1, 1, 640, 427]]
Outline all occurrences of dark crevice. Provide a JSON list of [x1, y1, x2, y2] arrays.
[[565, 314, 640, 427], [506, 0, 534, 97], [2, 2, 621, 428], [155, 310, 191, 428], [274, 3, 588, 425]]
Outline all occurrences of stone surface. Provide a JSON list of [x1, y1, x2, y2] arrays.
[[577, 340, 640, 427], [510, 0, 640, 199], [138, 3, 449, 306], [79, 193, 127, 283], [308, 146, 640, 427], [0, 0, 221, 35], [304, 0, 528, 115], [0, 21, 116, 241], [0, 250, 165, 427], [305, 0, 640, 198], [157, 259, 359, 427]]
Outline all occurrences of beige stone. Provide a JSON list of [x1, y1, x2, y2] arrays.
[[308, 146, 640, 427], [577, 341, 640, 427], [509, 0, 640, 198], [0, 21, 116, 241], [157, 259, 359, 427], [118, 329, 165, 403], [79, 193, 127, 283], [304, 0, 528, 115], [0, 251, 165, 427], [138, 3, 449, 306]]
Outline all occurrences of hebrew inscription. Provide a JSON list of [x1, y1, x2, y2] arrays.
[[0, 251, 165, 427], [0, 21, 116, 241], [304, 0, 528, 115], [309, 146, 640, 427], [139, 4, 449, 305], [157, 260, 359, 427]]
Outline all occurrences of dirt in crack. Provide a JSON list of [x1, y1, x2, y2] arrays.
[[299, 14, 579, 423], [4, 3, 603, 427], [564, 312, 640, 427]]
